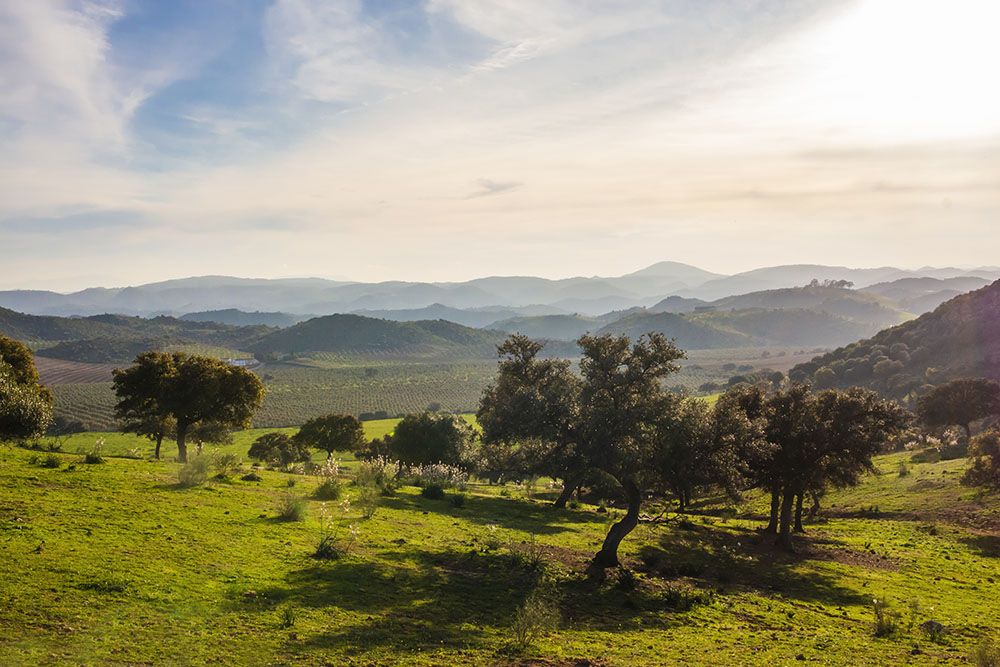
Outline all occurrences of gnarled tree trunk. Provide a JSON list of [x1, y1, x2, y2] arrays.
[[794, 492, 805, 533], [765, 487, 780, 534], [590, 478, 642, 569], [176, 424, 189, 463], [807, 491, 821, 520], [553, 476, 579, 508], [154, 433, 163, 460], [775, 490, 796, 550]]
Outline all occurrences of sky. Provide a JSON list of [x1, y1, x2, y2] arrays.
[[1, 0, 999, 291]]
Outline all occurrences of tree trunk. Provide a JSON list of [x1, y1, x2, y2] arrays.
[[154, 434, 163, 460], [808, 491, 821, 520], [765, 488, 780, 534], [963, 423, 972, 442], [176, 424, 188, 463], [553, 477, 578, 509], [590, 478, 642, 569], [794, 492, 805, 533], [775, 490, 796, 550]]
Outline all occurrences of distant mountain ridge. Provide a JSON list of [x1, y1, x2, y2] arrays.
[[4, 262, 995, 319]]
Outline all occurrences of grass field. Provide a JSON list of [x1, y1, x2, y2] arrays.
[[0, 440, 996, 665]]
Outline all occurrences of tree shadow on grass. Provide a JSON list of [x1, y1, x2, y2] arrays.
[[634, 522, 871, 608], [241, 548, 544, 658], [958, 533, 1000, 558], [380, 490, 609, 536]]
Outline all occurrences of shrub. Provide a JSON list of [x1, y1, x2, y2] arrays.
[[354, 456, 399, 495], [41, 453, 62, 468], [402, 461, 469, 490], [277, 495, 306, 522], [659, 581, 714, 611], [82, 437, 105, 464], [212, 452, 242, 478], [279, 606, 296, 629], [421, 484, 446, 500], [314, 478, 343, 500], [450, 492, 466, 508], [971, 637, 1000, 667], [357, 483, 380, 519], [897, 461, 910, 477], [510, 589, 559, 652], [313, 500, 359, 559], [508, 533, 545, 571], [872, 597, 900, 637], [241, 472, 262, 482], [178, 456, 210, 487]]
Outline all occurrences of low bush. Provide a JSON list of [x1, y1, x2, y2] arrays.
[[357, 483, 380, 519], [241, 472, 262, 482], [872, 597, 900, 637], [40, 454, 62, 469], [971, 637, 1000, 667], [510, 588, 559, 652], [277, 495, 306, 522], [314, 478, 343, 500], [421, 484, 446, 500], [450, 492, 467, 508], [178, 457, 210, 487], [212, 452, 242, 478]]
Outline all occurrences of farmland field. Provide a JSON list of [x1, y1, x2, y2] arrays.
[[43, 348, 815, 431], [0, 442, 996, 665]]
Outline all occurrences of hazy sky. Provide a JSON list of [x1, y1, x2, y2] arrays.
[[2, 0, 999, 291]]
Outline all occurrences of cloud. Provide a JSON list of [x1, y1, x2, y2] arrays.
[[465, 179, 522, 199]]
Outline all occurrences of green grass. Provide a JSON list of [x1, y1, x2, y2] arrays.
[[33, 415, 479, 463], [0, 439, 996, 665]]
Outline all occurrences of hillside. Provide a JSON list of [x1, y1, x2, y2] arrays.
[[1, 440, 996, 665], [790, 280, 1000, 398], [598, 311, 753, 348], [486, 314, 602, 340], [250, 314, 503, 357], [180, 309, 304, 328]]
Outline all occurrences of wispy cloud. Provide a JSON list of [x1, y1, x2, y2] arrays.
[[1, 0, 999, 289]]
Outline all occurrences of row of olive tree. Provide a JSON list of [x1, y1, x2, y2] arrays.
[[477, 333, 911, 568]]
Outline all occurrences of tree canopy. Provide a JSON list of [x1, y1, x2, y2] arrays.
[[0, 335, 53, 441], [917, 378, 1000, 439], [112, 352, 265, 462], [383, 412, 475, 467], [294, 414, 366, 458]]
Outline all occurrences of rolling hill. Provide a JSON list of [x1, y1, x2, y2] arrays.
[[249, 314, 504, 358], [180, 309, 304, 328], [789, 279, 1000, 399]]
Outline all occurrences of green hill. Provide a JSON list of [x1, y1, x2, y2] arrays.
[[598, 311, 753, 348], [251, 314, 503, 357], [790, 279, 1000, 399]]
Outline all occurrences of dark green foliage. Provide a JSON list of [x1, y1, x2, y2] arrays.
[[917, 378, 1000, 439], [384, 412, 475, 467], [0, 336, 53, 441], [963, 429, 1000, 489], [113, 352, 265, 462], [420, 484, 446, 500], [295, 414, 365, 458], [314, 478, 343, 500], [248, 432, 312, 468]]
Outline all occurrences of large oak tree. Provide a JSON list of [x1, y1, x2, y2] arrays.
[[113, 352, 265, 462]]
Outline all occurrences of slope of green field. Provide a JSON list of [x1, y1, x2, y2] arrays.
[[0, 443, 996, 666]]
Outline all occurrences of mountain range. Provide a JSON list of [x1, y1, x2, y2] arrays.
[[3, 262, 997, 318]]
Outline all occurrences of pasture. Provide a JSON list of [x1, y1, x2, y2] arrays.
[[0, 442, 996, 666]]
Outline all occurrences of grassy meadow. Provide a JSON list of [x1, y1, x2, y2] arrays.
[[0, 439, 997, 666]]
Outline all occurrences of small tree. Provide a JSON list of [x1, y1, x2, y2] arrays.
[[477, 335, 582, 506], [917, 378, 1000, 441], [295, 414, 365, 459], [113, 352, 264, 462], [0, 348, 53, 441], [249, 432, 312, 468], [963, 429, 1000, 489], [386, 412, 475, 467]]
